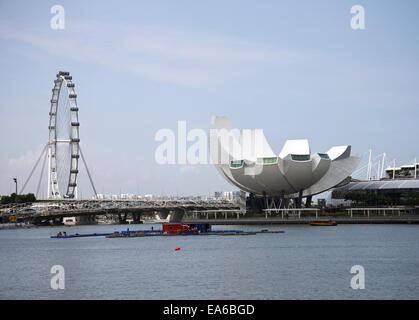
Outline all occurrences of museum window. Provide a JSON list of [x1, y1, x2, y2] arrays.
[[257, 157, 278, 165], [291, 154, 310, 161], [230, 160, 244, 168]]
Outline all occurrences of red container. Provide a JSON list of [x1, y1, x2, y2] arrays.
[[163, 223, 183, 234], [181, 224, 189, 233]]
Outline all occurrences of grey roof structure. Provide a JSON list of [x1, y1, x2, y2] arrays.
[[337, 179, 419, 192]]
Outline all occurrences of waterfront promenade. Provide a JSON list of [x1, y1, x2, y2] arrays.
[[183, 215, 419, 225], [184, 206, 419, 225]]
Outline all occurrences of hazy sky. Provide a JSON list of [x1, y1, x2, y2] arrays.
[[0, 0, 418, 198]]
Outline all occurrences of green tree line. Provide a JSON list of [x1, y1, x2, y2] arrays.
[[0, 193, 36, 205]]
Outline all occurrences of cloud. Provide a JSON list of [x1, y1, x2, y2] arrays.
[[0, 19, 306, 87], [121, 26, 302, 65], [3, 144, 47, 195], [8, 144, 46, 171]]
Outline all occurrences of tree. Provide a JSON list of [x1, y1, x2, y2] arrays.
[[0, 193, 36, 204], [405, 191, 419, 206]]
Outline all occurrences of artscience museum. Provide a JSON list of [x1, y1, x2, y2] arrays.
[[209, 117, 362, 209]]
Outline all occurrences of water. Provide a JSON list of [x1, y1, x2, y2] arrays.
[[0, 223, 419, 299]]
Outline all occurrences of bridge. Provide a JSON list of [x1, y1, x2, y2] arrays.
[[0, 199, 241, 225]]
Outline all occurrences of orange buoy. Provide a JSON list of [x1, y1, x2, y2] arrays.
[[175, 247, 181, 251]]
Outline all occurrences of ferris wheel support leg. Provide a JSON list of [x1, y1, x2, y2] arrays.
[[80, 145, 98, 199], [19, 143, 48, 196], [47, 146, 51, 199]]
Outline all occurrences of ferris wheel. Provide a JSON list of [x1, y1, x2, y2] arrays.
[[19, 71, 97, 199], [47, 71, 80, 199]]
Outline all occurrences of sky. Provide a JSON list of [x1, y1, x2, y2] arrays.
[[0, 0, 418, 198]]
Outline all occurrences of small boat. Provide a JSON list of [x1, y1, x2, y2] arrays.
[[309, 220, 337, 226]]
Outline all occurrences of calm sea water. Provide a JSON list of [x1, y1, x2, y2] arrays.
[[0, 223, 418, 300]]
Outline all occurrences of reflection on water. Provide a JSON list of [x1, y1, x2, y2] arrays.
[[0, 224, 418, 299]]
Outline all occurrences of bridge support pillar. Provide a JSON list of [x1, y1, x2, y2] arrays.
[[280, 198, 289, 209], [295, 190, 303, 208], [117, 212, 128, 224], [170, 210, 184, 223], [132, 212, 142, 224], [239, 190, 246, 213], [305, 195, 312, 208]]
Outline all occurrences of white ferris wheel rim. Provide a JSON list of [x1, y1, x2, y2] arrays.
[[48, 71, 80, 198]]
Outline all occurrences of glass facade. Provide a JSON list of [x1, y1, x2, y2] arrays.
[[318, 153, 330, 159], [256, 157, 278, 165], [291, 154, 310, 161], [230, 160, 244, 168]]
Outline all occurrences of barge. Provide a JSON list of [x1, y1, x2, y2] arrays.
[[106, 223, 284, 238], [51, 232, 112, 238], [51, 223, 285, 239]]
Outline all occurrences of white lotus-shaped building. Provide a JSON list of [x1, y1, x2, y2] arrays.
[[209, 117, 362, 200]]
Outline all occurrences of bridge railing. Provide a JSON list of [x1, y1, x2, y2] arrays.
[[0, 199, 239, 217], [0, 202, 36, 213], [263, 208, 320, 219]]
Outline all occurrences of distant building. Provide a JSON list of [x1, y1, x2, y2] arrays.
[[214, 191, 223, 199], [232, 191, 241, 201], [223, 192, 233, 200], [120, 193, 135, 200], [385, 163, 419, 179], [144, 194, 153, 200]]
